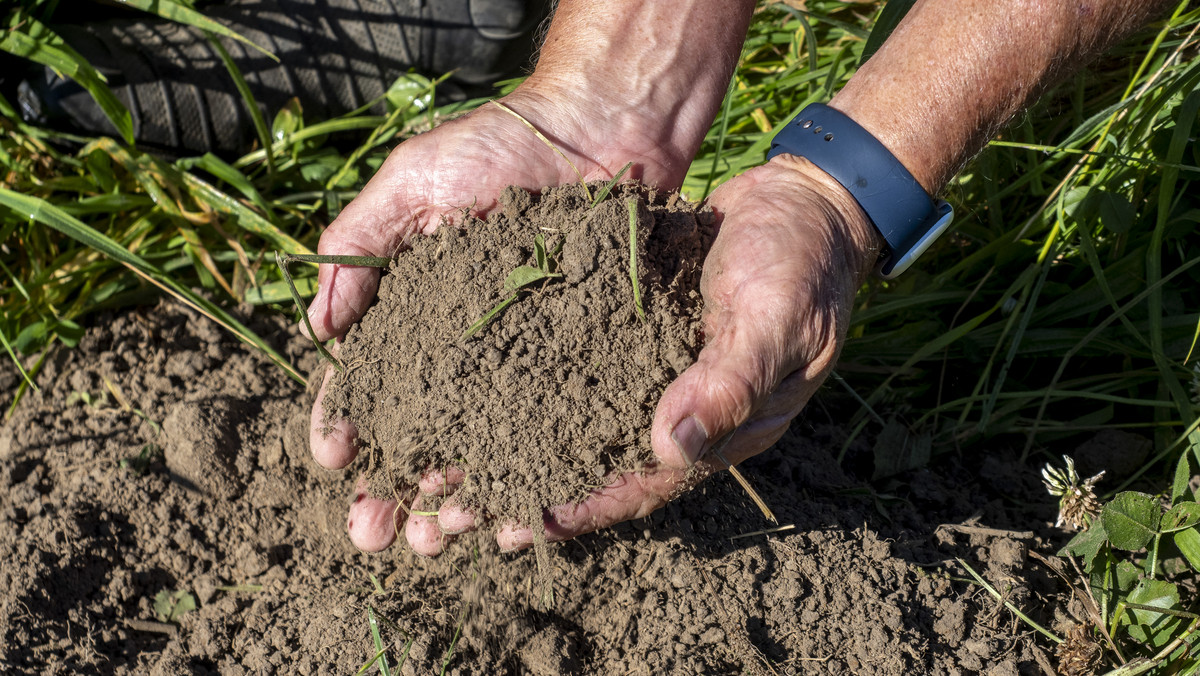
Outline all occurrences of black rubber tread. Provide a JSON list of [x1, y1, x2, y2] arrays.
[[27, 0, 549, 155]]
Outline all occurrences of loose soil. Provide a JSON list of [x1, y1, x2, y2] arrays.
[[323, 182, 710, 523], [1, 276, 1092, 673]]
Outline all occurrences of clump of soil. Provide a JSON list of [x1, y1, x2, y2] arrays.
[[324, 182, 713, 521]]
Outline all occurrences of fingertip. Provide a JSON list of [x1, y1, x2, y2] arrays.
[[437, 502, 477, 536], [347, 493, 399, 552], [310, 366, 359, 469], [496, 523, 533, 552], [405, 504, 448, 557]]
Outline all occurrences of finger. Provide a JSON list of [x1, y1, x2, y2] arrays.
[[405, 496, 450, 557], [305, 152, 419, 341], [310, 361, 359, 469], [437, 499, 478, 536], [496, 468, 692, 551], [418, 467, 466, 497], [346, 477, 400, 552], [650, 308, 780, 469]]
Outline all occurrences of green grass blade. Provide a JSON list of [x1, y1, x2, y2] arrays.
[[181, 173, 310, 253], [284, 253, 391, 267], [207, 35, 276, 175], [245, 277, 317, 305], [367, 606, 391, 676], [0, 188, 305, 385], [590, 161, 634, 208], [0, 325, 38, 392], [956, 558, 1062, 644], [353, 648, 387, 676], [859, 0, 916, 65], [119, 0, 278, 61], [461, 293, 517, 342], [627, 199, 646, 322], [176, 153, 273, 215], [0, 24, 133, 145], [702, 73, 738, 200]]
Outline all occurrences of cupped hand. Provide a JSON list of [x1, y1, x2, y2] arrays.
[[496, 153, 882, 551], [308, 86, 688, 555]]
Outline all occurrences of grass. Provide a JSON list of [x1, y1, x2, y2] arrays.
[[1, 0, 1199, 672]]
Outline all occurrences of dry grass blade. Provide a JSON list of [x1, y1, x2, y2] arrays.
[[714, 447, 778, 525], [490, 100, 592, 202]]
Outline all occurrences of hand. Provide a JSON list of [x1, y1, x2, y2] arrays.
[[495, 153, 881, 550], [307, 85, 689, 555]]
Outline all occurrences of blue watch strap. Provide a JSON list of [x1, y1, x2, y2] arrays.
[[767, 103, 954, 278]]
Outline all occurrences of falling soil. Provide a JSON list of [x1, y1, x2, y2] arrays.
[[0, 298, 1094, 674], [323, 182, 711, 523]]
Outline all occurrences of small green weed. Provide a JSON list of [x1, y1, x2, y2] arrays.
[[461, 233, 562, 341], [1048, 454, 1200, 672], [153, 589, 197, 624], [119, 443, 163, 476]]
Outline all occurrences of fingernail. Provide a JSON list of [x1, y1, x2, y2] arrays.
[[671, 415, 708, 468]]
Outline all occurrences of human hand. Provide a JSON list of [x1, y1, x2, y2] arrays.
[[493, 153, 882, 550], [307, 85, 692, 555]]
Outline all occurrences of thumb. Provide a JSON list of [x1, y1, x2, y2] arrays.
[[651, 310, 784, 469], [305, 186, 411, 341]]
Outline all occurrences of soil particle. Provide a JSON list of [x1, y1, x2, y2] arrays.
[[324, 182, 711, 524]]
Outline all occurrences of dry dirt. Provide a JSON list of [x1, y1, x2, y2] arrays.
[[0, 264, 1080, 674], [325, 182, 710, 524]]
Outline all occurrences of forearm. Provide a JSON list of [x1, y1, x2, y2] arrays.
[[832, 0, 1176, 194], [512, 0, 756, 185]]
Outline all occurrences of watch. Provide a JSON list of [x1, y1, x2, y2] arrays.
[[766, 103, 954, 279]]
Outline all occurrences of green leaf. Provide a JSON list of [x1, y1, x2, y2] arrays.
[[1175, 527, 1200, 571], [1162, 502, 1200, 533], [0, 188, 304, 385], [119, 0, 277, 60], [1060, 519, 1108, 566], [503, 266, 552, 293], [1122, 579, 1182, 647], [272, 97, 303, 142], [1101, 491, 1161, 551], [385, 73, 433, 114], [1174, 450, 1196, 502], [0, 23, 133, 145], [153, 589, 197, 623], [1096, 190, 1136, 234], [55, 319, 85, 348], [533, 234, 547, 272], [13, 321, 49, 355]]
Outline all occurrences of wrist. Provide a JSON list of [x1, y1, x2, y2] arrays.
[[502, 80, 696, 188], [764, 153, 884, 285], [506, 0, 756, 189]]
